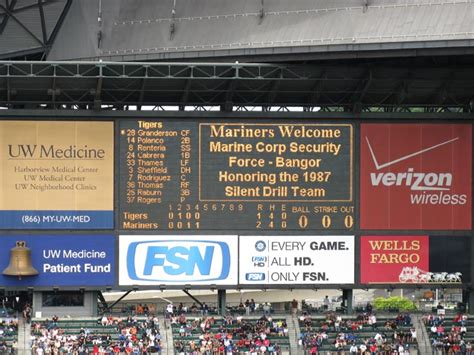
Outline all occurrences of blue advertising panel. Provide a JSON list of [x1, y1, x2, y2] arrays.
[[119, 235, 238, 285], [0, 211, 113, 229], [0, 235, 115, 286]]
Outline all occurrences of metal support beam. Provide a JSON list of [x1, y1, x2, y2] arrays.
[[170, 0, 176, 40], [342, 289, 353, 315], [179, 79, 192, 111], [183, 290, 203, 307], [44, 0, 72, 57], [0, 0, 16, 35], [97, 291, 108, 310], [0, 2, 44, 46], [38, 0, 47, 44], [308, 70, 327, 106], [93, 74, 103, 110], [223, 80, 237, 112], [217, 289, 226, 315], [258, 0, 265, 24], [363, 0, 369, 13], [352, 69, 372, 113], [100, 290, 132, 314]]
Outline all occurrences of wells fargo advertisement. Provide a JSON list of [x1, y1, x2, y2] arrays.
[[360, 124, 471, 230], [361, 236, 470, 284], [0, 121, 113, 229]]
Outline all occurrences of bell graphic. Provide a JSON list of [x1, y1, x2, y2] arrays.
[[3, 241, 39, 280]]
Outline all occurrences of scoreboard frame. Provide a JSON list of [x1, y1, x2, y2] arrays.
[[0, 109, 472, 290]]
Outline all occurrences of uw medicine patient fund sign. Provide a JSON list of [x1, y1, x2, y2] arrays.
[[239, 236, 354, 285], [0, 121, 113, 229], [0, 235, 115, 286]]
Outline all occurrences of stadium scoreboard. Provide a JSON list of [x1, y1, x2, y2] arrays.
[[119, 119, 354, 231]]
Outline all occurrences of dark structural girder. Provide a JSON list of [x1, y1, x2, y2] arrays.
[[0, 60, 473, 111]]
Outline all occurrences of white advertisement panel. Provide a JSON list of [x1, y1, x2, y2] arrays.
[[239, 235, 354, 285], [119, 235, 238, 286]]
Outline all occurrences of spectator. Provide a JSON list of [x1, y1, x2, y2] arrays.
[[263, 303, 271, 316], [201, 303, 209, 315], [291, 299, 298, 315], [323, 296, 330, 310], [250, 299, 256, 313], [349, 342, 358, 352], [166, 303, 174, 317]]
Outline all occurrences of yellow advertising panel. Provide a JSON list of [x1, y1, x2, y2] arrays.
[[0, 121, 113, 229]]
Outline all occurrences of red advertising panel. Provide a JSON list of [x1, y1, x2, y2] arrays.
[[360, 236, 429, 284], [360, 124, 472, 230]]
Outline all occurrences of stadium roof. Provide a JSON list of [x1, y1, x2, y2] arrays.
[[46, 0, 474, 62], [0, 0, 71, 59], [1, 59, 473, 112]]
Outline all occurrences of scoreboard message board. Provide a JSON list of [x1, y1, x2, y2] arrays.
[[0, 116, 471, 289], [119, 120, 354, 231]]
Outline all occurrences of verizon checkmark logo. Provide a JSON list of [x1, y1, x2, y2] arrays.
[[365, 136, 459, 171], [366, 136, 459, 192]]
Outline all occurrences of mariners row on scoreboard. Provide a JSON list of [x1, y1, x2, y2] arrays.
[[0, 235, 469, 287], [0, 121, 471, 230]]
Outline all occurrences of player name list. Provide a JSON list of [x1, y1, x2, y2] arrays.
[[119, 120, 354, 231]]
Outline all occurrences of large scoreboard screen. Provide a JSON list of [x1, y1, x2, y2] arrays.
[[119, 120, 354, 231]]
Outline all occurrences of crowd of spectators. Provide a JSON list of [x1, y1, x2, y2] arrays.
[[31, 315, 161, 354], [299, 312, 415, 354], [173, 312, 288, 354], [0, 318, 18, 354], [424, 313, 473, 354]]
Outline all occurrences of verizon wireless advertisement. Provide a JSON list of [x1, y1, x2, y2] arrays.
[[360, 124, 472, 230]]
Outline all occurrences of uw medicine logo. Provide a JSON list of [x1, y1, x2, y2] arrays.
[[360, 124, 472, 230], [119, 235, 238, 285]]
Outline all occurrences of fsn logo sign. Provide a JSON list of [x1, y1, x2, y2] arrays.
[[252, 256, 267, 267], [126, 240, 231, 283], [245, 273, 265, 281]]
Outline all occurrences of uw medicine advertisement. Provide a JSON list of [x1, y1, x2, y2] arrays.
[[0, 121, 114, 229], [239, 235, 354, 285], [119, 235, 238, 286], [0, 235, 115, 286], [360, 236, 471, 284], [360, 124, 471, 230]]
